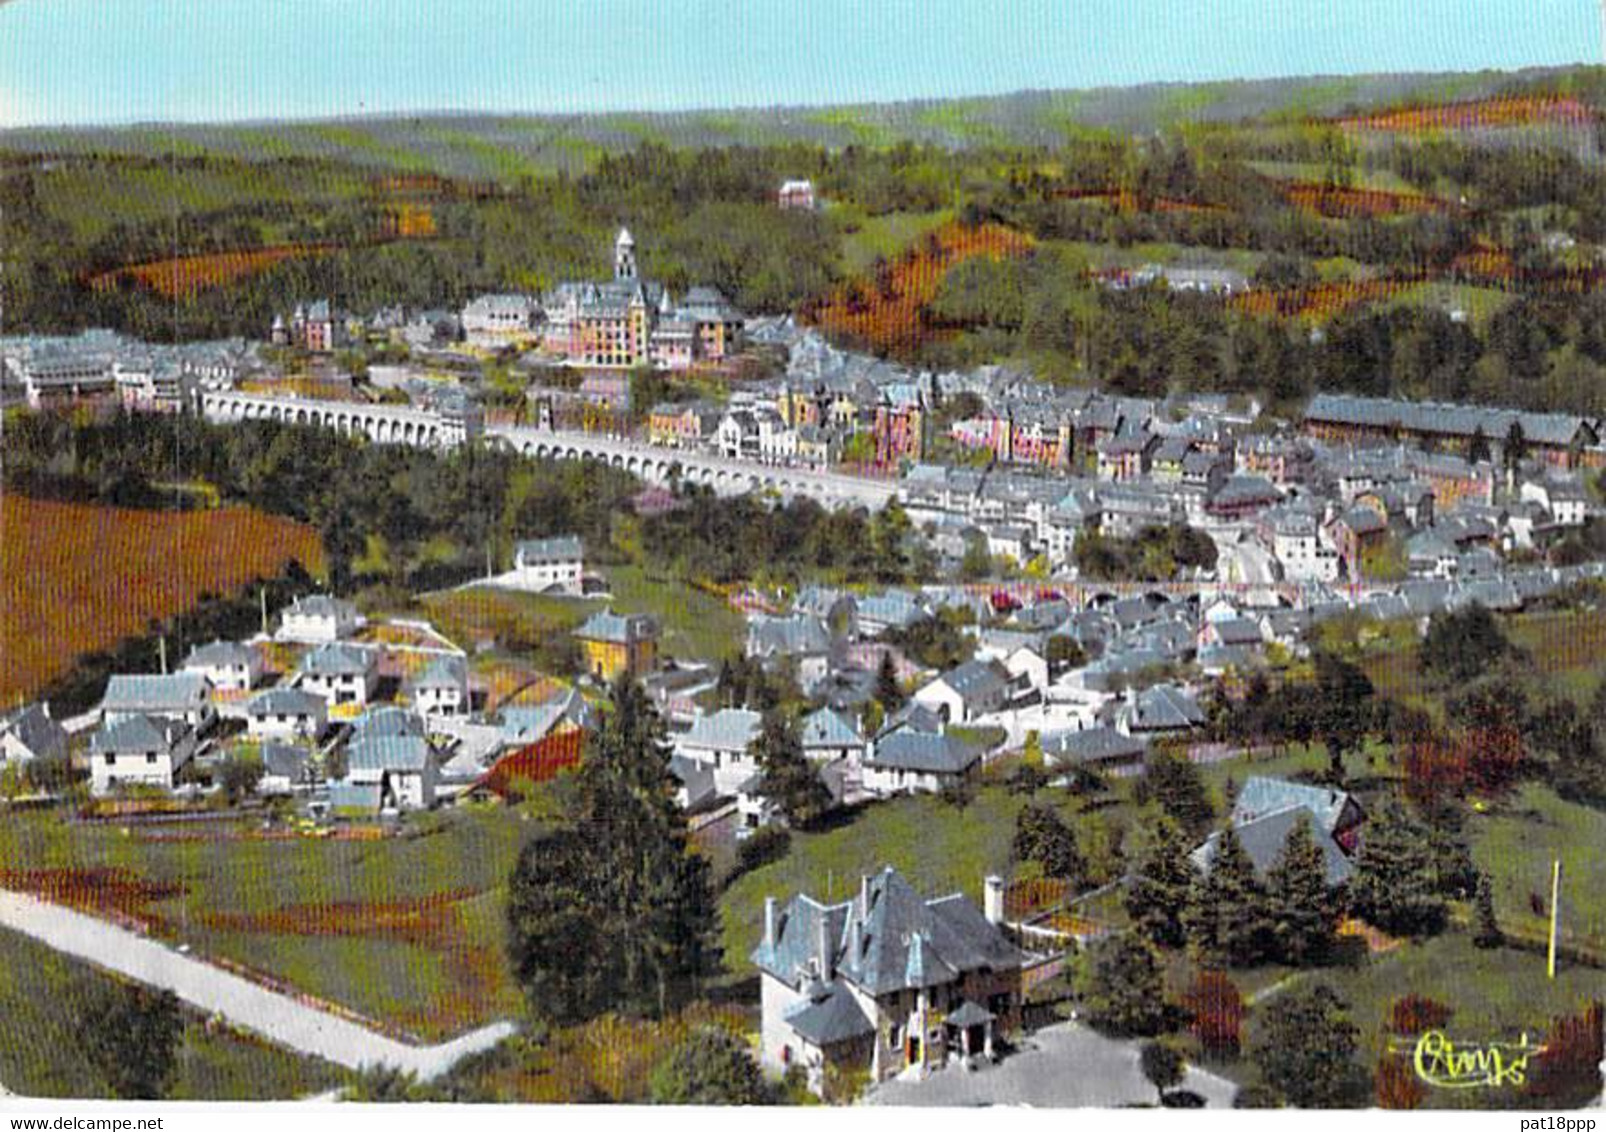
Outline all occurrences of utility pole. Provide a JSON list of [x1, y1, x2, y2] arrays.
[[1547, 857, 1562, 980], [158, 635, 167, 675], [260, 586, 268, 637]]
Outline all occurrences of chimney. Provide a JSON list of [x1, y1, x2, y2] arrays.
[[816, 912, 834, 981], [984, 874, 1005, 926], [763, 896, 776, 949], [860, 874, 871, 918]]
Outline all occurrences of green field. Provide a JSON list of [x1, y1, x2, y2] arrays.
[[0, 926, 344, 1100], [1471, 784, 1606, 957], [0, 809, 528, 1040], [839, 209, 954, 275]]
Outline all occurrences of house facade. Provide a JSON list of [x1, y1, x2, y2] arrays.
[[752, 868, 1024, 1096], [511, 536, 585, 595], [574, 609, 660, 681], [89, 715, 196, 795]]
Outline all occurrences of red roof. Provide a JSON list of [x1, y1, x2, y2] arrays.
[[472, 728, 587, 798]]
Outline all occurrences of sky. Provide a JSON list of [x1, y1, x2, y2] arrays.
[[0, 0, 1600, 128]]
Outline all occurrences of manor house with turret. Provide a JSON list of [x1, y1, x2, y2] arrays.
[[540, 228, 745, 370]]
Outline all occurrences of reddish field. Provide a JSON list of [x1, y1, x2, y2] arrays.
[[1337, 95, 1597, 133], [0, 495, 326, 702], [1283, 181, 1459, 219], [1050, 188, 1225, 214], [1233, 276, 1420, 323], [807, 220, 1034, 355], [86, 243, 340, 299]]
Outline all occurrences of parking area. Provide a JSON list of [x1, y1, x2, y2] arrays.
[[865, 1021, 1240, 1108]]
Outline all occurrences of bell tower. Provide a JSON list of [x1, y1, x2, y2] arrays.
[[614, 227, 637, 281]]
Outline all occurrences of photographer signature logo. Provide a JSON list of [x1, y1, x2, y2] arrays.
[[1402, 1030, 1547, 1089]]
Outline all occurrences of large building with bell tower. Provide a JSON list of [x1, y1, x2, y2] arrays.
[[540, 228, 745, 369]]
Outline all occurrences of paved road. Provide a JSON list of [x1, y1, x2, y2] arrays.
[[0, 890, 514, 1082], [865, 1021, 1239, 1108]]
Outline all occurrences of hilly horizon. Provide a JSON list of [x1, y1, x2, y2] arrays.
[[4, 63, 1603, 182]]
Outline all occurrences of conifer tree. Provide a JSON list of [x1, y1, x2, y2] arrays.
[[1184, 826, 1269, 966], [507, 674, 718, 1024], [754, 709, 831, 827], [1011, 802, 1085, 884], [1125, 816, 1198, 949], [1264, 815, 1340, 966], [1349, 800, 1446, 937], [874, 651, 905, 711], [1472, 872, 1503, 949]]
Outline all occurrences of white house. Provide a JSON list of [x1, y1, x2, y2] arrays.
[[0, 702, 68, 767], [510, 536, 585, 595], [180, 639, 262, 692], [102, 673, 215, 731], [860, 729, 979, 797], [297, 642, 378, 707], [89, 715, 196, 796], [278, 595, 362, 643], [799, 707, 866, 765], [259, 743, 313, 795], [912, 659, 1012, 725], [462, 293, 540, 344], [674, 708, 763, 797], [409, 655, 469, 716], [245, 687, 328, 741], [342, 708, 437, 811]]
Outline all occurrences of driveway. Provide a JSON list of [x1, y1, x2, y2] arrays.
[[865, 1021, 1239, 1108], [0, 889, 514, 1082]]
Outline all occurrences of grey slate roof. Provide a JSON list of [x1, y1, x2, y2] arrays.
[[261, 743, 311, 781], [103, 673, 210, 714], [752, 867, 1023, 1001], [1192, 807, 1353, 886], [1123, 684, 1206, 733], [515, 535, 583, 562], [182, 640, 255, 669], [800, 707, 863, 751], [247, 688, 324, 717], [574, 608, 659, 645], [1232, 776, 1360, 836], [411, 655, 468, 692], [866, 730, 978, 776], [90, 714, 188, 754], [679, 708, 762, 753], [929, 658, 1010, 706], [299, 642, 374, 677], [0, 703, 68, 761], [347, 733, 432, 774], [783, 982, 876, 1046], [1042, 725, 1147, 767], [1305, 393, 1593, 448]]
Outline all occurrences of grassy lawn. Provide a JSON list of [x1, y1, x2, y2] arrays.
[[839, 209, 954, 274], [1233, 931, 1604, 1109], [420, 585, 594, 652], [0, 808, 529, 1040], [1388, 281, 1516, 327], [601, 563, 747, 663], [0, 927, 346, 1100], [1469, 784, 1606, 956]]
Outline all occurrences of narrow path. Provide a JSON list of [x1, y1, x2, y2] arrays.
[[0, 890, 515, 1081]]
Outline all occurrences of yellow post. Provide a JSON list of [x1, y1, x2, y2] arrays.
[[1547, 858, 1561, 980]]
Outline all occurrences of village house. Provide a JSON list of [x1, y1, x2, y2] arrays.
[[102, 673, 215, 732], [180, 639, 262, 692], [278, 594, 362, 643], [0, 702, 68, 767], [1232, 776, 1366, 853], [409, 655, 470, 716], [1325, 505, 1391, 579], [245, 687, 328, 742], [1095, 433, 1156, 482], [460, 293, 540, 345], [673, 708, 763, 798], [297, 642, 379, 708], [510, 535, 586, 595], [1041, 725, 1147, 776], [647, 401, 722, 449], [340, 708, 437, 811], [1303, 393, 1599, 470], [777, 179, 817, 211], [800, 706, 867, 765], [913, 659, 1013, 725], [860, 727, 980, 797], [1115, 683, 1206, 740], [89, 715, 197, 796], [259, 743, 313, 796], [271, 300, 349, 353], [573, 609, 660, 681], [499, 687, 597, 747], [752, 867, 1024, 1095]]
